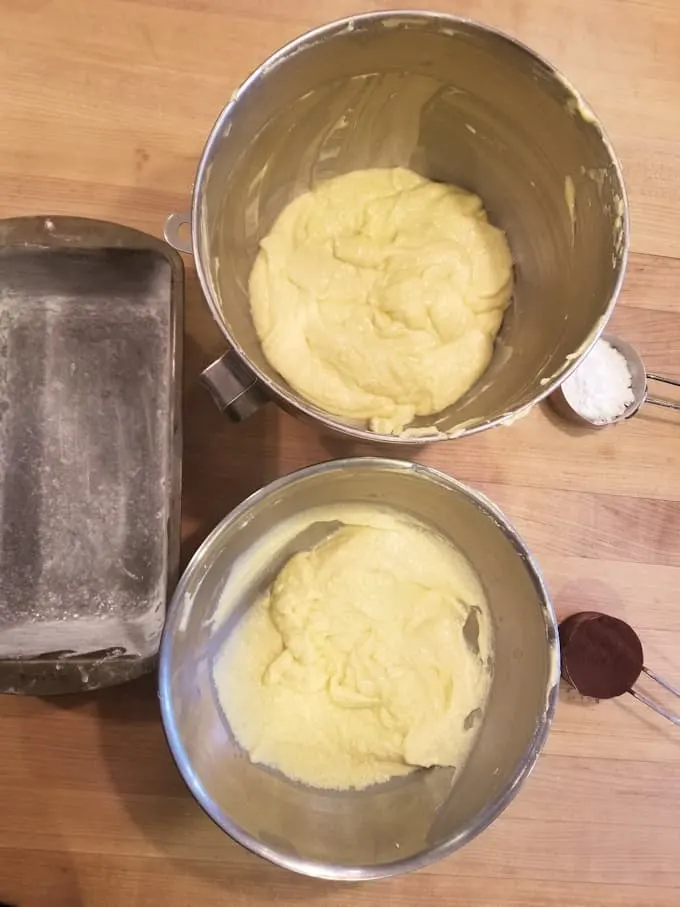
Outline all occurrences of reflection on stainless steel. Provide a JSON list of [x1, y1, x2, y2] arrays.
[[166, 11, 628, 443], [159, 458, 560, 880]]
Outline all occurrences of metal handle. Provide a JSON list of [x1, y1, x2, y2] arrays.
[[645, 372, 680, 411], [647, 373, 680, 388], [200, 349, 269, 421], [646, 396, 680, 411], [628, 665, 680, 727], [164, 211, 192, 254]]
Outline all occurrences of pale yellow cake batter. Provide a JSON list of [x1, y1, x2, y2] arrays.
[[249, 167, 513, 434], [213, 506, 492, 790]]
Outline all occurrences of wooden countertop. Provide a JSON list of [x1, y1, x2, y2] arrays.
[[1, 1, 679, 905]]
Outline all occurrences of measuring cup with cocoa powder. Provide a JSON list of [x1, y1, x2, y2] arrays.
[[559, 611, 680, 727]]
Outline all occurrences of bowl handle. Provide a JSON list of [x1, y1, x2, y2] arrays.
[[164, 211, 192, 253], [201, 350, 269, 421]]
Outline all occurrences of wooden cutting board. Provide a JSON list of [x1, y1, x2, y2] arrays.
[[1, 1, 679, 905]]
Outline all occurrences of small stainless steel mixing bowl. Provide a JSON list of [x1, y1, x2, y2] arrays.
[[165, 10, 628, 442], [159, 458, 560, 880]]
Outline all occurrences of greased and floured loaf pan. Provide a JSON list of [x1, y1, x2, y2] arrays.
[[0, 217, 183, 694]]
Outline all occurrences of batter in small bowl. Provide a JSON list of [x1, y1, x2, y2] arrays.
[[249, 167, 513, 434], [213, 506, 492, 790]]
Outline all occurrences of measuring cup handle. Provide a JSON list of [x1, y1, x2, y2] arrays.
[[644, 372, 680, 410], [642, 665, 680, 697], [646, 372, 680, 388], [628, 688, 680, 726], [646, 396, 680, 411]]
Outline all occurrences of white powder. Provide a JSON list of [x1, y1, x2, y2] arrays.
[[562, 339, 635, 423]]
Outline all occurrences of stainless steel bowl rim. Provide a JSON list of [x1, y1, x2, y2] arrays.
[[188, 9, 629, 444], [159, 457, 561, 880]]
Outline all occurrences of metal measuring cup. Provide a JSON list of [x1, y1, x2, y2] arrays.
[[559, 611, 680, 728], [550, 333, 680, 426]]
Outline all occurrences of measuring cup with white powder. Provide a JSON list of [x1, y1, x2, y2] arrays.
[[551, 334, 680, 426]]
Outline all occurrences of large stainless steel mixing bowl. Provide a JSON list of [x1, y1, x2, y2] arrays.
[[159, 458, 560, 879], [165, 10, 628, 441]]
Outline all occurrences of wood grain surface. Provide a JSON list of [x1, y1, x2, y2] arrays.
[[1, 1, 679, 905]]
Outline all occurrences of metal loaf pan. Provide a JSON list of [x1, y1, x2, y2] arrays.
[[0, 216, 183, 694]]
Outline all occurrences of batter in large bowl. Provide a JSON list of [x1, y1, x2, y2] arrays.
[[213, 506, 492, 790], [249, 167, 513, 434]]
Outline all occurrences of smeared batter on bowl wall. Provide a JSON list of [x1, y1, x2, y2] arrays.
[[248, 168, 513, 434], [213, 505, 493, 790]]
